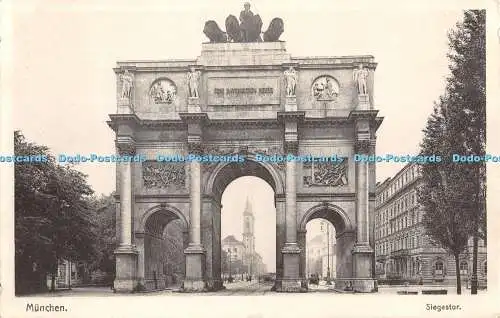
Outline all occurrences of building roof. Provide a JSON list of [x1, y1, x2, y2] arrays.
[[222, 235, 244, 246], [243, 196, 253, 216]]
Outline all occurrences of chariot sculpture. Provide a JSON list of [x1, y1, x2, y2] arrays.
[[203, 3, 284, 43]]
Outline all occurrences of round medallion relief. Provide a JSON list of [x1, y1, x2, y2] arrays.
[[149, 79, 177, 104], [312, 76, 339, 100]]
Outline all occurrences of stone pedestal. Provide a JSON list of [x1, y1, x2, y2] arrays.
[[284, 96, 297, 111], [357, 94, 370, 110], [188, 97, 201, 113], [117, 98, 133, 114], [278, 244, 305, 292], [352, 244, 375, 292], [182, 245, 206, 292], [114, 246, 139, 292]]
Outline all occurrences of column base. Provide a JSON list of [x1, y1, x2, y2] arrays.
[[114, 245, 139, 293], [274, 278, 308, 293], [206, 278, 224, 291], [334, 278, 377, 293], [182, 244, 207, 292], [279, 243, 302, 292], [352, 244, 374, 287]]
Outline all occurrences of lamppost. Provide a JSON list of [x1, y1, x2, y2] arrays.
[[68, 260, 72, 290], [321, 221, 332, 285], [228, 250, 232, 281]]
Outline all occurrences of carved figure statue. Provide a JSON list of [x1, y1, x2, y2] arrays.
[[203, 20, 228, 43], [150, 81, 175, 104], [225, 14, 243, 42], [263, 17, 284, 42], [119, 70, 134, 100], [239, 2, 254, 41], [284, 66, 297, 97], [353, 64, 369, 95], [204, 3, 280, 43], [239, 3, 262, 42], [187, 67, 201, 98]]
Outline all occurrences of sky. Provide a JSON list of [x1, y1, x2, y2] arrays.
[[7, 0, 469, 272]]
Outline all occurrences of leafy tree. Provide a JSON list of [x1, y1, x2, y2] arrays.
[[15, 131, 97, 293], [418, 101, 474, 295], [87, 193, 117, 283], [417, 10, 486, 295], [444, 10, 486, 294]]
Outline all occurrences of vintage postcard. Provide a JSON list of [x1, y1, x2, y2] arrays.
[[1, 0, 499, 317]]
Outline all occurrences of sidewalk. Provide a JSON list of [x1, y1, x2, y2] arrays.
[[377, 285, 487, 295]]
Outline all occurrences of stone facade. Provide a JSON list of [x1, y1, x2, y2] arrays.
[[306, 234, 336, 279], [108, 41, 382, 293], [374, 162, 487, 287]]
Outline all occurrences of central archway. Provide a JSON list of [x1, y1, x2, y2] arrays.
[[202, 156, 285, 290]]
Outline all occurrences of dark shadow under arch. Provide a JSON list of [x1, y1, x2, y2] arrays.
[[205, 156, 284, 202], [299, 202, 353, 236]]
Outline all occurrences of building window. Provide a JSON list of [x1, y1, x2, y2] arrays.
[[460, 261, 468, 275], [483, 261, 487, 275], [435, 261, 444, 275]]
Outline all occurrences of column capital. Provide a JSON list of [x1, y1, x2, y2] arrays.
[[188, 142, 204, 155], [284, 140, 299, 155], [116, 136, 136, 155], [354, 140, 371, 155]]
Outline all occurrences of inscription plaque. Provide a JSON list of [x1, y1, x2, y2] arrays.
[[207, 77, 280, 105]]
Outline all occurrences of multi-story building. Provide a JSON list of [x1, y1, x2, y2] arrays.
[[375, 162, 487, 287], [306, 231, 336, 279], [46, 260, 81, 289]]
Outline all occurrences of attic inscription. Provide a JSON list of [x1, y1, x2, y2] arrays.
[[213, 87, 274, 96], [208, 77, 280, 105]]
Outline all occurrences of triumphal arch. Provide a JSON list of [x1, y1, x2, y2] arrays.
[[108, 8, 382, 293]]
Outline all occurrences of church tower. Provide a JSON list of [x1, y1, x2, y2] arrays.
[[242, 196, 255, 275]]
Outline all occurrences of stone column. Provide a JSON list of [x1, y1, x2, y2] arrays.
[[351, 133, 376, 292], [298, 230, 308, 289], [135, 233, 145, 289], [183, 142, 206, 291], [280, 140, 302, 292], [277, 103, 305, 292], [114, 139, 139, 293]]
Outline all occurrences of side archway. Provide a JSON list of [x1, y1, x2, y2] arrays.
[[139, 204, 188, 232], [299, 202, 355, 285], [299, 202, 354, 235], [138, 204, 189, 290]]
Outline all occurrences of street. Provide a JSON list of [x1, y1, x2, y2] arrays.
[[23, 282, 487, 297]]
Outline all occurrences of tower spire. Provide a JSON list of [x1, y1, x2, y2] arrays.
[[243, 195, 253, 216]]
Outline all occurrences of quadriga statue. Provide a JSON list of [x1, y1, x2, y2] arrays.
[[225, 15, 243, 42], [263, 17, 284, 42], [203, 20, 227, 43]]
